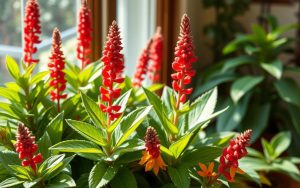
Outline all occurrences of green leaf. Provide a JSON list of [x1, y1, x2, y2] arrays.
[[270, 131, 291, 158], [161, 86, 176, 114], [168, 166, 190, 188], [110, 168, 137, 188], [217, 94, 250, 131], [160, 146, 174, 158], [81, 92, 106, 129], [89, 162, 119, 188], [37, 132, 52, 159], [39, 154, 65, 175], [6, 56, 20, 80], [223, 35, 253, 54], [114, 106, 152, 147], [30, 71, 49, 85], [47, 173, 76, 188], [240, 157, 274, 171], [46, 112, 64, 145], [274, 78, 300, 106], [188, 88, 218, 130], [0, 151, 20, 170], [241, 102, 271, 142], [182, 146, 222, 166], [8, 165, 30, 179], [50, 140, 104, 154], [262, 139, 274, 161], [260, 60, 283, 79], [66, 119, 107, 147], [169, 131, 194, 159], [222, 55, 256, 72], [136, 84, 163, 102], [0, 177, 24, 188], [230, 76, 264, 103], [143, 87, 178, 134]]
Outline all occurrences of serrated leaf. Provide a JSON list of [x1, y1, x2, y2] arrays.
[[89, 162, 118, 188], [81, 92, 106, 129], [114, 106, 152, 147], [143, 87, 178, 134], [66, 119, 107, 147], [168, 166, 190, 188], [230, 76, 264, 103], [46, 112, 64, 145], [50, 140, 104, 154]]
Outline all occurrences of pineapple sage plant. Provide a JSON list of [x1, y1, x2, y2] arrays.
[[0, 0, 258, 187]]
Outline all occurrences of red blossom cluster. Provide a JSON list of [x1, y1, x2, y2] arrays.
[[148, 27, 163, 82], [218, 129, 252, 181], [23, 0, 41, 66], [132, 40, 152, 88], [77, 0, 92, 69], [99, 21, 124, 122], [15, 124, 43, 173], [48, 28, 67, 112], [171, 14, 197, 107]]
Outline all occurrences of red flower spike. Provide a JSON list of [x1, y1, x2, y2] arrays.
[[133, 40, 152, 88], [100, 21, 124, 123], [77, 0, 92, 69], [23, 0, 41, 67], [218, 129, 252, 182], [148, 27, 163, 82], [139, 127, 167, 175], [172, 14, 197, 107], [15, 124, 43, 173], [48, 28, 67, 112]]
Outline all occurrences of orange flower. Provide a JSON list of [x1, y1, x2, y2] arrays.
[[139, 127, 167, 175], [197, 162, 217, 178], [228, 166, 245, 182], [139, 151, 167, 175]]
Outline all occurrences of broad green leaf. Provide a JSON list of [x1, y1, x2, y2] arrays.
[[160, 146, 174, 157], [89, 162, 119, 188], [240, 157, 274, 171], [39, 154, 65, 175], [182, 146, 222, 166], [136, 84, 164, 102], [274, 78, 300, 106], [217, 94, 250, 131], [0, 177, 24, 188], [46, 112, 64, 145], [161, 86, 176, 114], [247, 148, 264, 159], [222, 55, 256, 72], [272, 159, 300, 181], [37, 132, 52, 158], [260, 60, 283, 79], [6, 56, 20, 80], [239, 162, 261, 185], [143, 87, 178, 134], [188, 88, 217, 130], [230, 76, 264, 103], [81, 92, 106, 129], [110, 168, 137, 188], [8, 165, 30, 179], [114, 106, 152, 147], [50, 140, 104, 154], [241, 102, 270, 142], [42, 155, 75, 180], [30, 71, 49, 85], [0, 151, 20, 170], [223, 35, 253, 54], [66, 119, 107, 146], [169, 131, 195, 159], [270, 131, 291, 158], [262, 139, 274, 161], [46, 173, 76, 188], [168, 166, 190, 188], [287, 104, 300, 135]]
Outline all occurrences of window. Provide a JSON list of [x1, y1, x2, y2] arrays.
[[0, 0, 79, 82]]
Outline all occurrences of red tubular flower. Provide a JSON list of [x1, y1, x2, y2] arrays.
[[99, 21, 124, 123], [218, 129, 252, 182], [171, 14, 197, 107], [23, 0, 41, 66], [132, 40, 152, 88], [48, 28, 67, 112], [148, 27, 163, 82], [77, 0, 92, 69], [139, 127, 167, 175], [15, 124, 43, 173]]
